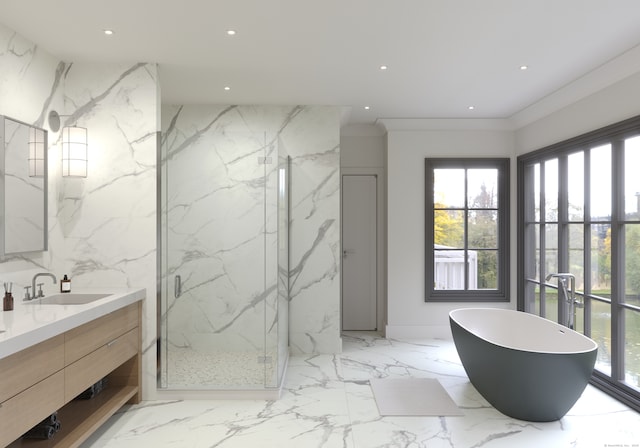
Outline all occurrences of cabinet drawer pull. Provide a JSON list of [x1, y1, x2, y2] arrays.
[[107, 339, 118, 347]]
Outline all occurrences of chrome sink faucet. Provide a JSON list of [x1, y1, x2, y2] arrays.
[[545, 272, 583, 329], [27, 273, 57, 300]]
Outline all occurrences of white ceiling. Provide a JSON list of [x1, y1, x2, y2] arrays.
[[2, 0, 640, 127]]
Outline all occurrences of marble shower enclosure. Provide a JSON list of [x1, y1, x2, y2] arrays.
[[160, 105, 341, 388], [161, 105, 279, 383]]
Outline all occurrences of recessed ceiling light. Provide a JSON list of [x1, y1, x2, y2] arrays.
[[364, 106, 371, 110], [224, 86, 231, 91], [103, 29, 114, 36], [379, 65, 388, 70], [520, 65, 529, 71], [468, 106, 475, 110], [226, 30, 236, 36]]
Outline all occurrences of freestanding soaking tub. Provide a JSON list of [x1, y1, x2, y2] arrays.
[[449, 308, 598, 422]]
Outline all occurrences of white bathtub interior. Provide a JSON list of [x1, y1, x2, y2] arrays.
[[450, 308, 598, 354]]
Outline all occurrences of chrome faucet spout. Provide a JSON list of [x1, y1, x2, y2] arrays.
[[546, 272, 574, 281], [31, 273, 57, 299]]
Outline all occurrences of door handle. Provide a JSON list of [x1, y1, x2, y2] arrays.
[[174, 275, 182, 298], [343, 249, 355, 258]]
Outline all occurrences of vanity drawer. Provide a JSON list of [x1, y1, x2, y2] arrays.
[[64, 327, 138, 402], [0, 370, 65, 447], [0, 334, 64, 403], [65, 303, 138, 364]]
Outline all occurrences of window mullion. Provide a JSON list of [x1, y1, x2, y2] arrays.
[[558, 155, 569, 325], [611, 138, 625, 382], [584, 148, 592, 337], [520, 163, 537, 313], [464, 169, 469, 291], [540, 163, 547, 318]]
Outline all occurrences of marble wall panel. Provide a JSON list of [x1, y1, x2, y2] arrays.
[[0, 23, 63, 278], [281, 107, 342, 354], [1, 23, 160, 398], [0, 25, 65, 128], [58, 62, 159, 398]]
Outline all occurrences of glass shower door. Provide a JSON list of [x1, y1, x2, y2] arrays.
[[159, 129, 273, 390], [273, 154, 290, 387]]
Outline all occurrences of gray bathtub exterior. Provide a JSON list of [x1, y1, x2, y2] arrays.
[[450, 309, 598, 422]]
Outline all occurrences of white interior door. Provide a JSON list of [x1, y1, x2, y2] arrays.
[[342, 175, 377, 331]]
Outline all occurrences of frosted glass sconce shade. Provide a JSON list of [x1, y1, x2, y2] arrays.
[[61, 126, 87, 177], [28, 126, 46, 177]]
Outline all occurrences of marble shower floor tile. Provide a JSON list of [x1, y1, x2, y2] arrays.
[[83, 333, 640, 448]]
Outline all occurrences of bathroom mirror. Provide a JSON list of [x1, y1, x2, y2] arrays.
[[0, 115, 48, 256]]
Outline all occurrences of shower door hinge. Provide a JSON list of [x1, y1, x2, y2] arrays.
[[257, 157, 273, 165], [257, 356, 273, 364]]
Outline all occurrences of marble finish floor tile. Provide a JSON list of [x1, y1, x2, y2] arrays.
[[83, 333, 640, 447]]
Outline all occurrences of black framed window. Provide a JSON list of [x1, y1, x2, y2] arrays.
[[517, 114, 640, 413], [425, 158, 510, 302]]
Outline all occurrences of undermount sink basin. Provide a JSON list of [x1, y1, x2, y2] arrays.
[[27, 293, 111, 305]]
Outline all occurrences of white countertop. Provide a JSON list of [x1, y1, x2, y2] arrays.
[[0, 288, 145, 359]]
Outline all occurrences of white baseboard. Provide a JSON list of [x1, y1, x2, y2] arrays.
[[289, 333, 343, 355], [385, 325, 453, 340]]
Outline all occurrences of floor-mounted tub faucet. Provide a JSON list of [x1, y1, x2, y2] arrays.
[[545, 273, 583, 330]]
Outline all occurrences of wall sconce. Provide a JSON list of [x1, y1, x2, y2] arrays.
[[61, 126, 88, 177], [49, 110, 88, 178], [28, 126, 46, 178]]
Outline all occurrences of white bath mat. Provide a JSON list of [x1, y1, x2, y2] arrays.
[[369, 378, 463, 416]]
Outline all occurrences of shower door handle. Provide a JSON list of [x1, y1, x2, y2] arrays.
[[174, 275, 182, 299]]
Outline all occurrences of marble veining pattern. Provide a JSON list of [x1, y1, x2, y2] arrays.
[[160, 105, 282, 381], [1, 22, 160, 398], [160, 105, 340, 389], [83, 333, 640, 447], [0, 22, 63, 275], [56, 61, 159, 400]]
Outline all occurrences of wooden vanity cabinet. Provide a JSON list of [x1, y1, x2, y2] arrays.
[[1, 301, 142, 448], [0, 337, 65, 447]]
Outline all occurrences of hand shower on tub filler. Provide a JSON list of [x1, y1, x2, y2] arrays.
[[545, 272, 583, 330]]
